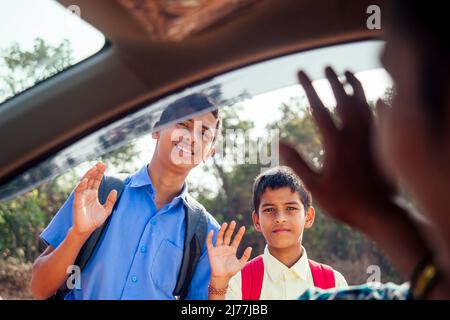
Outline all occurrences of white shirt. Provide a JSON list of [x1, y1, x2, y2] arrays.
[[225, 246, 348, 300]]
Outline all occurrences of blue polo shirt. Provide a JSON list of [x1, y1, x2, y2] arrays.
[[40, 164, 220, 300]]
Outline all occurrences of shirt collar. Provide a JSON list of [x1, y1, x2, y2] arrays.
[[173, 181, 189, 205], [128, 164, 189, 205], [263, 245, 309, 282], [129, 164, 153, 188]]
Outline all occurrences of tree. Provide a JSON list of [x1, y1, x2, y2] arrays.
[[191, 93, 403, 284], [0, 38, 75, 261], [267, 95, 403, 284], [191, 105, 268, 255], [0, 38, 74, 103], [0, 38, 141, 263]]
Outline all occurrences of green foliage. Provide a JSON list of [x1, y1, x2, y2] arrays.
[[0, 38, 139, 263], [193, 106, 268, 254], [0, 38, 74, 103], [0, 179, 70, 261], [275, 98, 402, 283], [0, 38, 75, 261], [192, 96, 403, 284], [100, 144, 141, 173]]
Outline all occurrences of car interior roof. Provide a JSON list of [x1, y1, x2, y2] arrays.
[[0, 0, 385, 185]]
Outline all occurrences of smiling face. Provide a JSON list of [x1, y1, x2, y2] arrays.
[[152, 111, 219, 171], [252, 187, 315, 250]]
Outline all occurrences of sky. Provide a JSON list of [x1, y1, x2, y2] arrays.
[[0, 0, 393, 195], [0, 0, 105, 62]]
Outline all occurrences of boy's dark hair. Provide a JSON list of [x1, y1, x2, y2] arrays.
[[252, 166, 312, 213], [157, 93, 222, 141]]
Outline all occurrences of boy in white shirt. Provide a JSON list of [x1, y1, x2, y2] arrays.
[[206, 166, 347, 300]]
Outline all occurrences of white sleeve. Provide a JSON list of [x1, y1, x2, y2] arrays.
[[333, 270, 349, 289], [225, 272, 242, 300]]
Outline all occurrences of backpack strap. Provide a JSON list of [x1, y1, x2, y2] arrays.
[[308, 259, 336, 289], [241, 255, 264, 300], [50, 174, 127, 300], [173, 194, 208, 300], [74, 174, 127, 270]]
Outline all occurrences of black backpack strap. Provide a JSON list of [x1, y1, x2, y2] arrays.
[[173, 194, 208, 300], [74, 174, 127, 270], [51, 174, 127, 300]]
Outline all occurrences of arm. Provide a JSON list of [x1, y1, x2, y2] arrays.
[[29, 161, 117, 299], [279, 67, 428, 279], [206, 221, 252, 300], [357, 200, 427, 278], [30, 229, 91, 299]]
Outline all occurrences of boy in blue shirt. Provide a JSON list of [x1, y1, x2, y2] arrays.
[[30, 94, 221, 300]]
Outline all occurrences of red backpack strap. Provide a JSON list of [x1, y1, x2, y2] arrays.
[[308, 259, 336, 289], [241, 255, 264, 300]]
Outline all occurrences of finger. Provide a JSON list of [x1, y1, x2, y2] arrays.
[[239, 247, 253, 266], [325, 67, 355, 126], [298, 71, 337, 141], [231, 226, 246, 249], [345, 71, 372, 122], [375, 98, 391, 127], [80, 164, 99, 183], [92, 162, 106, 191], [279, 141, 318, 191], [325, 66, 348, 105], [216, 222, 228, 247], [223, 221, 236, 246], [103, 189, 118, 215], [87, 161, 105, 189], [74, 177, 88, 196], [298, 70, 326, 109], [206, 230, 214, 252], [73, 178, 88, 212], [86, 162, 102, 189], [345, 71, 367, 102]]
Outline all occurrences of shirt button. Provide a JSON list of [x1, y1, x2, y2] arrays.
[[140, 246, 147, 253], [131, 276, 138, 283]]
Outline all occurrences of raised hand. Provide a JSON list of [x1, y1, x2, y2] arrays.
[[207, 221, 252, 281], [72, 161, 117, 236], [279, 67, 397, 226]]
